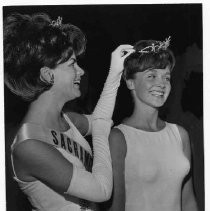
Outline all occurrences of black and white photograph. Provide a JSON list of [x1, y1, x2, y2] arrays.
[[2, 3, 204, 211]]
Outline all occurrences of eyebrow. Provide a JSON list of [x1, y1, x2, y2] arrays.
[[145, 69, 170, 75], [144, 69, 156, 73]]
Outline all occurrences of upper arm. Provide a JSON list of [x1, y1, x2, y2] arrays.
[[108, 128, 127, 211], [13, 140, 74, 193], [177, 125, 191, 161], [177, 125, 198, 211], [65, 112, 89, 136]]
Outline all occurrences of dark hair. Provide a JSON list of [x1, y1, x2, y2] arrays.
[[4, 13, 86, 101], [123, 39, 175, 80]]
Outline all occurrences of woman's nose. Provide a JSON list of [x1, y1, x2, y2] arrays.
[[156, 77, 166, 88], [77, 65, 85, 76]]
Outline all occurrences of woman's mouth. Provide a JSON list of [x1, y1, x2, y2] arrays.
[[150, 90, 164, 97], [73, 80, 81, 88]]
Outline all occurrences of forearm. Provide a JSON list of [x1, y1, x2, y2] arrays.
[[66, 45, 134, 201], [69, 67, 121, 200], [93, 44, 134, 120], [66, 119, 112, 202], [82, 69, 122, 136], [182, 197, 199, 211], [66, 66, 120, 201], [182, 179, 199, 211], [67, 69, 121, 199], [92, 69, 121, 120]]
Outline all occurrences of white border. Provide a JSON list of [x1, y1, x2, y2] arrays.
[[0, 2, 5, 210], [1, 2, 208, 211], [203, 2, 210, 211], [0, 0, 207, 5]]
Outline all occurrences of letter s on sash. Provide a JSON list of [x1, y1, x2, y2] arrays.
[[51, 130, 59, 145]]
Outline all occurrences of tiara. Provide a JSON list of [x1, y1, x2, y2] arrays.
[[50, 16, 63, 28], [138, 36, 171, 54]]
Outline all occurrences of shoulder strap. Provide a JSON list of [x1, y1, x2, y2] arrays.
[[15, 123, 49, 146], [114, 124, 128, 137], [166, 122, 183, 148]]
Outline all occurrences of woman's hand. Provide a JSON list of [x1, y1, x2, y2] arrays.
[[110, 45, 134, 75]]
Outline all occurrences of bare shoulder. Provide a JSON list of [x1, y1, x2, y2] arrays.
[[13, 139, 72, 176], [109, 128, 127, 158], [12, 139, 58, 180], [13, 139, 65, 171], [13, 139, 73, 190], [14, 138, 55, 154]]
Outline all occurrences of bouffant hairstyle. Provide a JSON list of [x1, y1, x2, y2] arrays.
[[4, 13, 86, 101], [123, 39, 175, 80]]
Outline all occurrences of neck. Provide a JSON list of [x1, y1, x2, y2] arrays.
[[126, 100, 163, 131], [23, 91, 68, 130]]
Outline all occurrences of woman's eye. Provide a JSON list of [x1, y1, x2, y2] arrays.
[[165, 77, 171, 81], [148, 74, 155, 78], [69, 61, 76, 67], [68, 58, 77, 66]]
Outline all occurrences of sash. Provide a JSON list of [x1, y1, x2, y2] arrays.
[[15, 123, 93, 171]]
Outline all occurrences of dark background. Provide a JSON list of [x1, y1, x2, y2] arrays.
[[3, 4, 203, 211]]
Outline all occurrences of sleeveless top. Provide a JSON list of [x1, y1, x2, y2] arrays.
[[11, 114, 97, 211], [115, 122, 190, 211]]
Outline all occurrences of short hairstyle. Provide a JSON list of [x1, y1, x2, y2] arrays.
[[4, 13, 86, 101], [123, 39, 175, 80]]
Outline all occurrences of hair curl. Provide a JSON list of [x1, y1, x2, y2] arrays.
[[4, 13, 86, 101], [123, 39, 175, 80]]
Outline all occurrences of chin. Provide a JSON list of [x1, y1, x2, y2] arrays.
[[67, 94, 79, 101], [74, 91, 81, 99], [154, 104, 164, 109], [68, 90, 81, 99], [149, 100, 165, 108]]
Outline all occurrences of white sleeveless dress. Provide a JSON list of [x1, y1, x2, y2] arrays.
[[115, 122, 190, 211], [11, 114, 97, 211]]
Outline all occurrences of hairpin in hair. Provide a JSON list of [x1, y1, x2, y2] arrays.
[[50, 16, 63, 28], [138, 36, 171, 54]]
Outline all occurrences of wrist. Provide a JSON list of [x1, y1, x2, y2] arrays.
[[108, 68, 123, 77]]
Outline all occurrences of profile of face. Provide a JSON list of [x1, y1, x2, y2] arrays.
[[3, 13, 87, 102], [41, 53, 85, 101], [126, 66, 171, 108]]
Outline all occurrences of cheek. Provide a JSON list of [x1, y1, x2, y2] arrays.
[[135, 83, 148, 98], [54, 74, 73, 89], [63, 72, 75, 83], [139, 81, 151, 93], [167, 83, 171, 92], [165, 83, 171, 96]]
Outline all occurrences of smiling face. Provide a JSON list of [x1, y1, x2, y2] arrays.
[[127, 66, 171, 108], [52, 53, 84, 101]]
